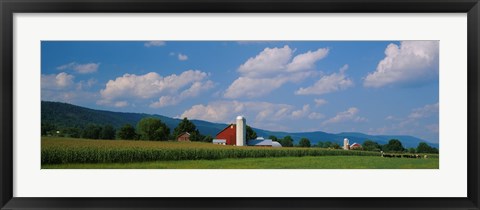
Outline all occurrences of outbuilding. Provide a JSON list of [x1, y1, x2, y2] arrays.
[[216, 124, 237, 145], [177, 132, 191, 142]]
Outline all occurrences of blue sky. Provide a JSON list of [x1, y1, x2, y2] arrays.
[[41, 41, 439, 143]]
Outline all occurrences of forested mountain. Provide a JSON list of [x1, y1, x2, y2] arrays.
[[41, 101, 437, 148]]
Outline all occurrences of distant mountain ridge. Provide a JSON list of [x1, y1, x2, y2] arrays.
[[41, 101, 438, 148]]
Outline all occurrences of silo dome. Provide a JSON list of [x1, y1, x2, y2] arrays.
[[236, 116, 245, 120]]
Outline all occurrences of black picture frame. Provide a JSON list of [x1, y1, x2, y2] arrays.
[[1, 0, 479, 209]]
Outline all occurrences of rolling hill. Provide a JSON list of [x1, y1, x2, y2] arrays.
[[41, 101, 438, 148]]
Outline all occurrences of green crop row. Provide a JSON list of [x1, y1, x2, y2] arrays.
[[42, 137, 382, 164]]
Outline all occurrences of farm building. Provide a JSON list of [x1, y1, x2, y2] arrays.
[[215, 124, 237, 145], [212, 139, 226, 145], [350, 142, 362, 149], [214, 116, 281, 147], [177, 132, 191, 142], [343, 138, 350, 150], [247, 137, 282, 147]]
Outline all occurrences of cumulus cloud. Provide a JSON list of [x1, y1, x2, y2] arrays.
[[295, 64, 353, 95], [150, 81, 214, 108], [178, 53, 188, 61], [144, 41, 166, 47], [308, 112, 325, 120], [224, 45, 328, 98], [408, 102, 439, 119], [180, 101, 322, 127], [363, 41, 439, 87], [291, 104, 311, 119], [41, 72, 75, 90], [57, 62, 100, 74], [99, 70, 213, 107], [322, 107, 367, 125], [314, 98, 328, 107]]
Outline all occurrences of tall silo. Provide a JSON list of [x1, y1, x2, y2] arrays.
[[343, 138, 350, 150], [236, 116, 246, 146]]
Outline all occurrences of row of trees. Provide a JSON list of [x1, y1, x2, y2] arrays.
[[42, 117, 215, 142], [265, 135, 438, 154]]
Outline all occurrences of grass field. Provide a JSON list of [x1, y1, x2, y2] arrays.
[[43, 156, 439, 169], [41, 137, 439, 169]]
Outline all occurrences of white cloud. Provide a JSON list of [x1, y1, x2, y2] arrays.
[[308, 112, 325, 120], [286, 48, 329, 72], [181, 100, 319, 124], [150, 81, 214, 108], [224, 45, 328, 98], [364, 41, 439, 87], [178, 53, 188, 61], [114, 101, 129, 108], [144, 41, 166, 47], [295, 64, 353, 95], [322, 107, 367, 125], [76, 78, 97, 90], [57, 62, 100, 74], [99, 70, 212, 107], [291, 104, 310, 119], [238, 45, 293, 77], [41, 72, 75, 90], [408, 102, 439, 119], [314, 98, 327, 107]]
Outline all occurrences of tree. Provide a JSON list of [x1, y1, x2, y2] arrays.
[[100, 125, 116, 140], [117, 124, 137, 140], [362, 140, 382, 151], [246, 125, 257, 140], [408, 148, 416, 154], [323, 141, 332, 148], [137, 118, 170, 141], [62, 127, 81, 138], [269, 135, 278, 142], [202, 135, 213, 143], [173, 117, 199, 140], [332, 142, 341, 149], [416, 142, 438, 154], [317, 141, 324, 148], [383, 139, 405, 152], [298, 138, 311, 147], [81, 124, 102, 139], [280, 136, 294, 147], [41, 122, 57, 136]]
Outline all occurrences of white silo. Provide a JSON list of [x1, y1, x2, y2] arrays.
[[236, 116, 246, 146], [343, 138, 350, 150]]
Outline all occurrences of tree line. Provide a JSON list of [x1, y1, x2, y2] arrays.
[[266, 135, 438, 154], [42, 117, 214, 142]]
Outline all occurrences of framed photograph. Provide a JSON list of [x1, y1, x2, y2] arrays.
[[1, 0, 479, 209]]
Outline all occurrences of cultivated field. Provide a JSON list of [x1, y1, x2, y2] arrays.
[[41, 137, 439, 169]]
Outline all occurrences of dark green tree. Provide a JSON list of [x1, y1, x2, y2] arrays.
[[117, 124, 137, 140], [298, 138, 311, 147], [246, 125, 257, 140], [332, 142, 341, 149], [100, 125, 116, 140], [41, 122, 57, 136], [323, 141, 332, 148], [62, 127, 81, 138], [202, 135, 214, 143], [416, 142, 438, 154], [173, 117, 199, 140], [383, 139, 405, 152], [137, 118, 170, 141], [317, 141, 324, 148], [81, 124, 102, 139], [408, 148, 416, 154], [362, 140, 382, 151], [269, 135, 278, 142], [280, 136, 294, 147]]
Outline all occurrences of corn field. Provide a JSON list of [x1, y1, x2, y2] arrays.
[[42, 137, 386, 164]]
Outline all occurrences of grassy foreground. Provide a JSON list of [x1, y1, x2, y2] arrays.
[[43, 156, 439, 169]]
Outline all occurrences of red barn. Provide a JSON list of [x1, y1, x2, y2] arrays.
[[216, 124, 236, 145]]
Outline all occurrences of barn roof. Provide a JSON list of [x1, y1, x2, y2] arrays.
[[179, 132, 191, 136], [247, 139, 272, 146], [216, 123, 235, 136]]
